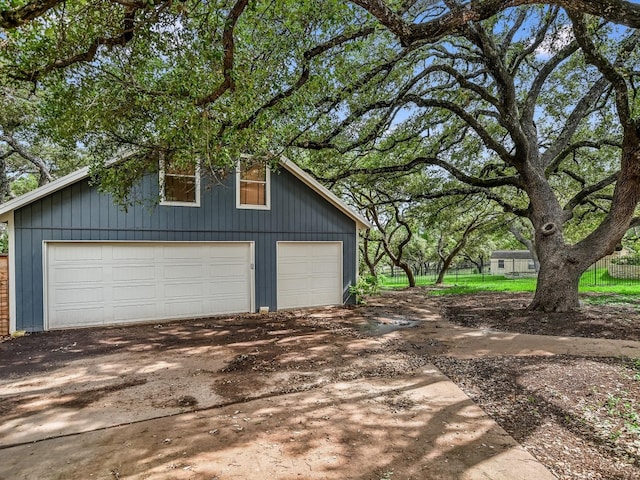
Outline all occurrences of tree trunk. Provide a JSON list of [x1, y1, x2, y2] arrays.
[[509, 223, 540, 272], [468, 256, 484, 274], [398, 262, 416, 287], [435, 254, 456, 284], [0, 154, 9, 203], [528, 258, 582, 311]]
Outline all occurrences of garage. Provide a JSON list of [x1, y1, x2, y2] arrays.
[[277, 242, 343, 309], [44, 242, 254, 329]]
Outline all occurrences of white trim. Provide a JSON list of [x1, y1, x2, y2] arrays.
[[42, 240, 255, 330], [355, 222, 360, 283], [42, 240, 49, 331], [6, 212, 16, 334], [278, 158, 372, 230], [159, 158, 201, 207], [236, 159, 271, 210], [0, 167, 90, 218], [0, 157, 371, 229], [249, 242, 256, 313]]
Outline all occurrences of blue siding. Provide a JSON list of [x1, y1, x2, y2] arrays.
[[14, 169, 357, 331]]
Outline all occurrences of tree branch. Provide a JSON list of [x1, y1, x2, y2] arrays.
[[351, 0, 640, 47], [405, 94, 514, 163], [0, 133, 53, 182], [544, 139, 622, 177], [563, 172, 618, 212], [195, 0, 249, 107], [540, 77, 609, 168], [320, 155, 521, 189]]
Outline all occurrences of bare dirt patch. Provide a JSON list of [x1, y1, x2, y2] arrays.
[[434, 290, 640, 479], [0, 290, 639, 479], [436, 291, 640, 341]]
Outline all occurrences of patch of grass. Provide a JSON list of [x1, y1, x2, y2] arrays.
[[379, 271, 640, 296], [581, 294, 640, 306], [604, 393, 640, 433]]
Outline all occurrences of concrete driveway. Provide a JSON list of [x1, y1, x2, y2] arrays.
[[0, 295, 559, 480]]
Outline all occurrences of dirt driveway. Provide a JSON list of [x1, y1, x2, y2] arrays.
[[0, 291, 562, 480]]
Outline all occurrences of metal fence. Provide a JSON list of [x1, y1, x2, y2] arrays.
[[381, 255, 640, 287], [580, 256, 640, 286]]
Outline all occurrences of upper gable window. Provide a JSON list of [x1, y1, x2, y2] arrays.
[[160, 157, 200, 207], [237, 158, 270, 210]]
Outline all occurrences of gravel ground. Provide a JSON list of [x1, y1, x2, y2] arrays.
[[434, 291, 640, 480]]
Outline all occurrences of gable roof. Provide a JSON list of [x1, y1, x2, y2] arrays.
[[490, 250, 533, 260], [0, 158, 372, 230]]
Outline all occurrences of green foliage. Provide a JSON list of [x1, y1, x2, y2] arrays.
[[349, 274, 380, 304], [612, 255, 640, 266], [604, 393, 640, 433], [10, 174, 38, 196], [379, 272, 640, 296], [0, 229, 7, 254], [2, 1, 640, 312]]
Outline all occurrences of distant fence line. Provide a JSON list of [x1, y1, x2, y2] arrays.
[[381, 255, 640, 286]]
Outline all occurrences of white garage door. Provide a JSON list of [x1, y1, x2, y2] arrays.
[[277, 242, 342, 309], [44, 242, 253, 330]]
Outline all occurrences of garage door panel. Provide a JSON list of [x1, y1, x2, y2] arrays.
[[46, 242, 253, 329], [311, 277, 338, 289], [312, 264, 334, 274], [164, 246, 210, 260], [277, 242, 342, 309], [113, 304, 157, 322], [164, 281, 205, 298], [112, 266, 155, 281], [112, 284, 156, 301], [54, 245, 103, 261], [57, 307, 106, 326], [165, 300, 206, 317], [53, 266, 104, 283], [54, 286, 105, 305], [113, 246, 155, 260], [165, 264, 204, 280], [205, 281, 247, 297]]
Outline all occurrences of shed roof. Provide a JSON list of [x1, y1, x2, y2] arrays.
[[0, 156, 372, 230], [490, 250, 534, 260]]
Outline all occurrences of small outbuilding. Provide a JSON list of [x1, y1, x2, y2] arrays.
[[0, 157, 370, 333], [490, 250, 537, 276]]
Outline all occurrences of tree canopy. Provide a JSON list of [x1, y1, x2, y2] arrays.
[[2, 0, 640, 310]]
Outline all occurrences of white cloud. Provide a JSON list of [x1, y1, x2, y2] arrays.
[[534, 24, 574, 58]]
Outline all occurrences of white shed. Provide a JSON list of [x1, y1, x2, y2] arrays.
[[490, 250, 537, 276]]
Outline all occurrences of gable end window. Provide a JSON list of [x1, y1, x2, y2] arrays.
[[160, 157, 200, 207], [237, 158, 270, 210]]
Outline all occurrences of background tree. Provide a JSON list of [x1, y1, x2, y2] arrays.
[[3, 1, 640, 310], [0, 84, 86, 202], [294, 8, 640, 311], [508, 219, 540, 272], [420, 198, 503, 283], [358, 191, 417, 287]]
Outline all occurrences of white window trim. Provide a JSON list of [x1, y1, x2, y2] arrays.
[[159, 158, 201, 207], [236, 159, 271, 210]]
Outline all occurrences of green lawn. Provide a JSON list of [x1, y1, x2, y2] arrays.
[[379, 269, 640, 296]]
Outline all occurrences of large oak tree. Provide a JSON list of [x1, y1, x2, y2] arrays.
[[1, 1, 640, 310]]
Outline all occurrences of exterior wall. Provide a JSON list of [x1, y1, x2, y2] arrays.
[[0, 255, 8, 336], [14, 169, 357, 331], [491, 258, 536, 275]]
